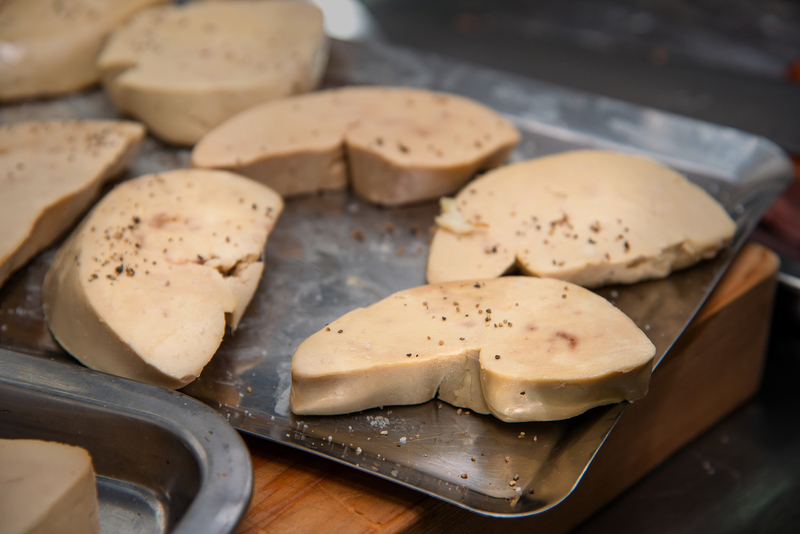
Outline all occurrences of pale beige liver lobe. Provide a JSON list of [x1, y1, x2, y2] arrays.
[[291, 277, 655, 422], [192, 86, 520, 206], [427, 150, 737, 287]]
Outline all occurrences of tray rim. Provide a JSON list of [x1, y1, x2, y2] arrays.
[[0, 348, 254, 534]]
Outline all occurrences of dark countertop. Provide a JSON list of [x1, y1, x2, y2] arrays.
[[356, 1, 800, 531]]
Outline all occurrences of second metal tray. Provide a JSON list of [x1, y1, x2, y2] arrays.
[[0, 349, 252, 534]]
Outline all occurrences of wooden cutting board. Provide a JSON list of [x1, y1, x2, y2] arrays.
[[235, 242, 779, 534]]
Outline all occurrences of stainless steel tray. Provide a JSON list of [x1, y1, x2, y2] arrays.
[[0, 349, 252, 533], [0, 39, 794, 517]]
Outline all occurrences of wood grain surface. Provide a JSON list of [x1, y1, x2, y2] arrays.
[[235, 242, 780, 534]]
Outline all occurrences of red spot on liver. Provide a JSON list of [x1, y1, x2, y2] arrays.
[[555, 331, 578, 349]]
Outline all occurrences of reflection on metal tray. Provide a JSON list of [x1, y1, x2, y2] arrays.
[[0, 39, 794, 516], [0, 350, 252, 534]]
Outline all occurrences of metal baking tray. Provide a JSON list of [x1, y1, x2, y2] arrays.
[[0, 349, 252, 534], [0, 39, 794, 517]]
